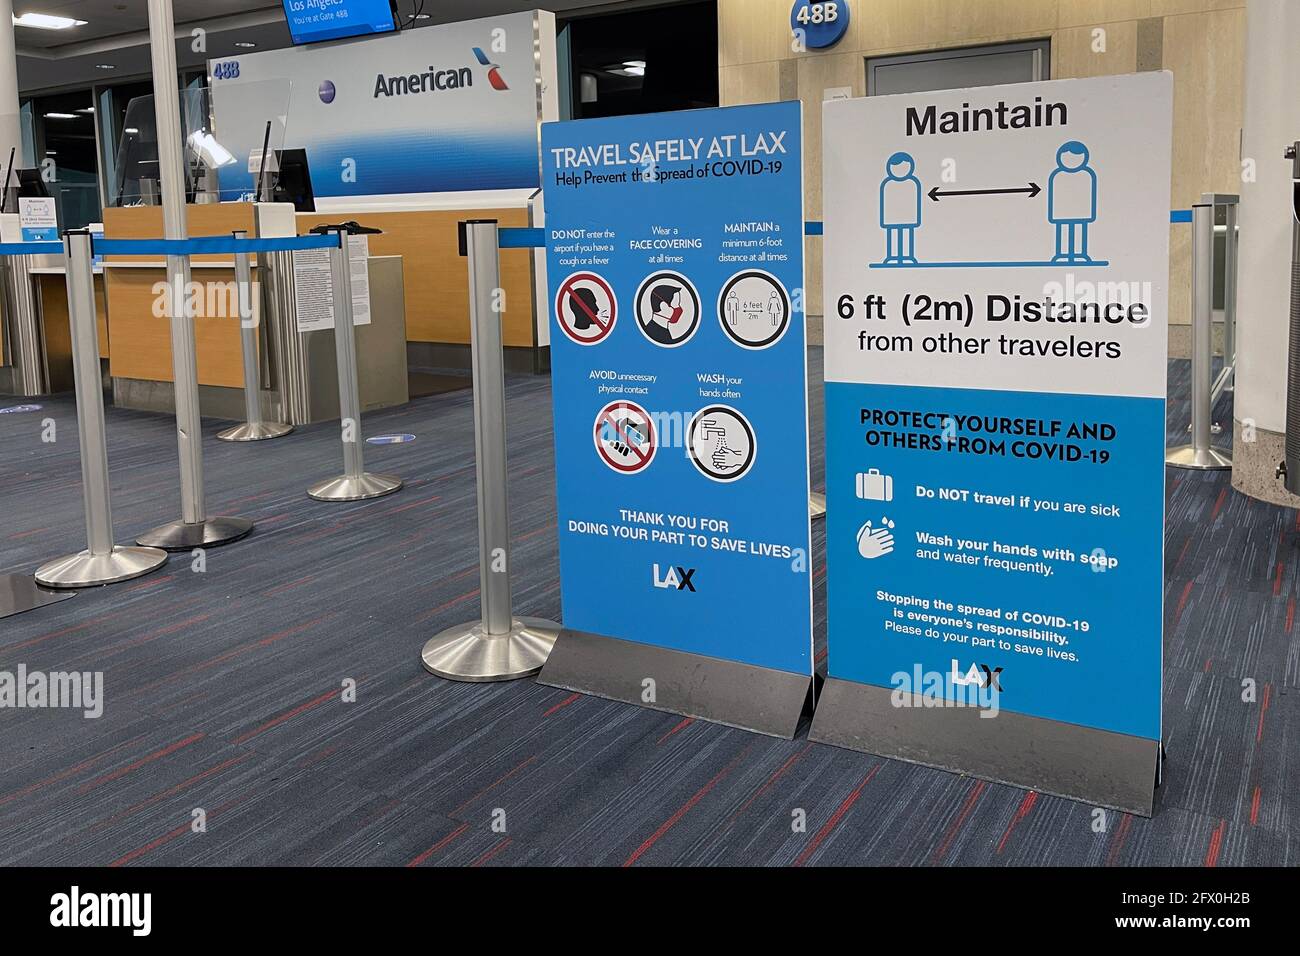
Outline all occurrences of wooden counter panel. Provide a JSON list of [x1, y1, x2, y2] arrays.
[[103, 267, 245, 388], [297, 207, 536, 348], [37, 274, 109, 360], [102, 204, 258, 266]]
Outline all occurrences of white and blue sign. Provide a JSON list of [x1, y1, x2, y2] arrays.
[[209, 11, 556, 199], [822, 73, 1173, 739], [542, 101, 813, 675], [791, 1, 850, 49], [18, 197, 57, 242]]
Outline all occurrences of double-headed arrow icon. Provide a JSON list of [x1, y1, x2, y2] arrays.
[[927, 182, 1041, 202]]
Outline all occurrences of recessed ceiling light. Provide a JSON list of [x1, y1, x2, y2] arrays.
[[44, 112, 78, 119], [13, 12, 87, 30], [414, 13, 429, 19], [124, 127, 139, 134], [95, 63, 116, 70], [234, 41, 255, 48], [77, 107, 94, 114], [623, 60, 646, 68]]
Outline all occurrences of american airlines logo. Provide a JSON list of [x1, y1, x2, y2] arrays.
[[472, 46, 510, 90], [372, 46, 509, 98]]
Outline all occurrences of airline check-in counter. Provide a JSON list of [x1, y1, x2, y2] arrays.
[[0, 214, 109, 397], [0, 191, 548, 420]]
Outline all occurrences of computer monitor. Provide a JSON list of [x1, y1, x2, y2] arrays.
[[271, 149, 315, 212], [17, 168, 50, 199]]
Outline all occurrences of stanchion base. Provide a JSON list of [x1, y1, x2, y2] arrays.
[[0, 573, 76, 618], [136, 517, 254, 551], [421, 616, 560, 682], [35, 546, 168, 589], [1165, 445, 1232, 470], [307, 473, 403, 502], [809, 492, 826, 520], [217, 421, 294, 442]]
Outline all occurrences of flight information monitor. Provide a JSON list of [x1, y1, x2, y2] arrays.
[[281, 0, 397, 46]]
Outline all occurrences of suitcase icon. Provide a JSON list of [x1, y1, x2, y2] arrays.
[[855, 469, 893, 501]]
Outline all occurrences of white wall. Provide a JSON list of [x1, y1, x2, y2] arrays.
[[1235, 0, 1299, 437]]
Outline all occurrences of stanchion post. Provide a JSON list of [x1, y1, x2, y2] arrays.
[[1167, 202, 1231, 470], [136, 0, 253, 549], [217, 230, 293, 442], [421, 220, 559, 681], [306, 227, 402, 501], [35, 231, 169, 588], [1222, 198, 1238, 389]]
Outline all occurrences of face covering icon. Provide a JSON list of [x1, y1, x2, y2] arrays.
[[651, 285, 684, 324]]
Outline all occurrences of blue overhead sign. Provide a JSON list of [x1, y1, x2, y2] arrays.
[[542, 101, 813, 675], [281, 0, 397, 46]]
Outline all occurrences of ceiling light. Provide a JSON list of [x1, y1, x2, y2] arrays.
[[234, 41, 255, 48], [623, 60, 646, 68], [77, 107, 94, 114], [625, 66, 645, 76], [95, 63, 116, 70], [44, 112, 78, 119], [124, 127, 139, 134], [13, 12, 87, 30], [414, 13, 429, 19]]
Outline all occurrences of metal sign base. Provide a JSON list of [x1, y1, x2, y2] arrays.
[[809, 492, 826, 519], [420, 617, 561, 682], [1165, 445, 1232, 470], [34, 546, 168, 589], [809, 677, 1160, 816], [0, 573, 76, 618], [217, 421, 294, 442], [538, 628, 814, 739], [136, 516, 254, 551], [307, 473, 403, 502]]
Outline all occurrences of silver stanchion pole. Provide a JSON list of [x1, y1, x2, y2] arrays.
[[36, 231, 169, 588], [421, 220, 559, 681], [1167, 202, 1231, 470], [218, 230, 292, 442], [307, 227, 402, 501], [136, 0, 252, 550], [1222, 197, 1239, 392]]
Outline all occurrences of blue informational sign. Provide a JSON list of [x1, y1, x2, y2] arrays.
[[791, 0, 850, 49], [542, 101, 813, 675], [281, 0, 397, 46]]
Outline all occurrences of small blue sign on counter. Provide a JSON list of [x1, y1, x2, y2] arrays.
[[366, 434, 416, 445]]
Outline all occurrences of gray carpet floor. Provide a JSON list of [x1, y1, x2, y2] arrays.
[[0, 351, 1295, 866]]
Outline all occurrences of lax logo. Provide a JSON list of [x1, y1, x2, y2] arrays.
[[652, 564, 696, 592], [951, 659, 1003, 691]]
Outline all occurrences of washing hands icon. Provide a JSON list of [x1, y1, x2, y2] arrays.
[[856, 517, 896, 559]]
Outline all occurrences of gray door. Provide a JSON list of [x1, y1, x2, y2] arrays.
[[867, 40, 1049, 96]]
